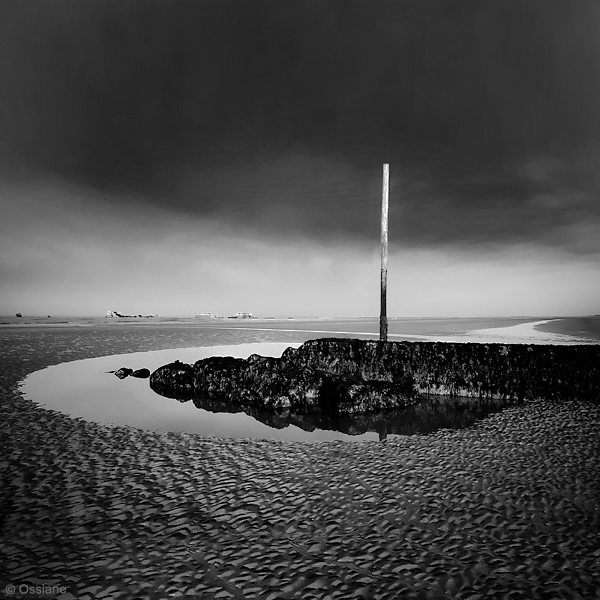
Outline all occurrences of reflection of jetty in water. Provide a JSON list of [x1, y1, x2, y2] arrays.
[[150, 385, 520, 439], [148, 337, 600, 439], [148, 337, 600, 438]]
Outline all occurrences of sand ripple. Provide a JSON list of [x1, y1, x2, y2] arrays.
[[1, 325, 599, 599]]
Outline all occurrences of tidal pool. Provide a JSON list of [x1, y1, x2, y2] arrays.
[[20, 343, 517, 441]]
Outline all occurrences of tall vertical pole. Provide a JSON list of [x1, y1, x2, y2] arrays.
[[380, 163, 389, 342]]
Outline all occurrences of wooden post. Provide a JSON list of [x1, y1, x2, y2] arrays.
[[380, 163, 389, 342]]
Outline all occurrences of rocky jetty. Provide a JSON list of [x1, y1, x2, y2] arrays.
[[149, 338, 600, 415]]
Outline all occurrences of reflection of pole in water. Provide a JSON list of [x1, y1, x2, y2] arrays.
[[380, 163, 389, 342]]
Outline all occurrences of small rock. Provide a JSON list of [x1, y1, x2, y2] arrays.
[[114, 367, 133, 379], [131, 368, 150, 379]]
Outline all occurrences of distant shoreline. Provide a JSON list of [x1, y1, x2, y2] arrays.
[[0, 314, 558, 327], [1, 314, 599, 343]]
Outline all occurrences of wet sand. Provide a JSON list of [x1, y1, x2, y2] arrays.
[[1, 323, 600, 599], [420, 319, 599, 345]]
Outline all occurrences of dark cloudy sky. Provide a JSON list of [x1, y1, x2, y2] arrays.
[[1, 0, 599, 317]]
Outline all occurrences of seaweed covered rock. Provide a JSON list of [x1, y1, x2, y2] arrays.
[[150, 344, 419, 415], [149, 338, 600, 415], [149, 360, 194, 400], [290, 339, 600, 401], [190, 352, 418, 416]]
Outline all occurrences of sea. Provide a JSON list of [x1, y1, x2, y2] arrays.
[[3, 314, 600, 343]]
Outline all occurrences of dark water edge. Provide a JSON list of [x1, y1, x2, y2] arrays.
[[535, 315, 600, 342]]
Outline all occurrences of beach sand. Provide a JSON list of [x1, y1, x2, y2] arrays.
[[1, 323, 599, 599], [416, 319, 597, 345]]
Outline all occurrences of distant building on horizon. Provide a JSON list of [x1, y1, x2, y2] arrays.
[[106, 310, 158, 318], [193, 311, 256, 319]]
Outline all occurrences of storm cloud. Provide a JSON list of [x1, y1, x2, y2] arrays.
[[1, 1, 600, 316], [2, 0, 600, 251]]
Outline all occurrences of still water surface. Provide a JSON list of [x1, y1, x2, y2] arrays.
[[21, 342, 518, 441]]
